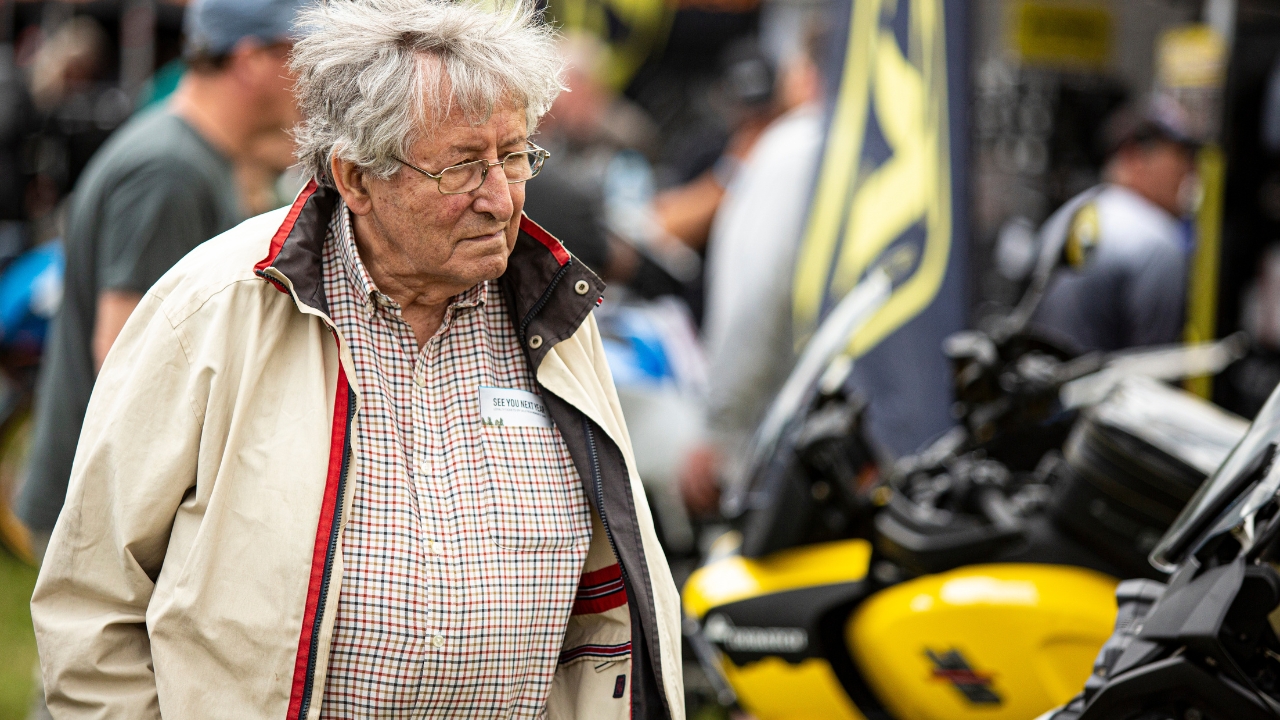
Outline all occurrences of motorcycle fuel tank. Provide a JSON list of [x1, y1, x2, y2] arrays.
[[684, 538, 874, 720], [848, 564, 1117, 720]]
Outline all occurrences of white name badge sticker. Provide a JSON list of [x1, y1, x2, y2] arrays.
[[479, 386, 553, 428]]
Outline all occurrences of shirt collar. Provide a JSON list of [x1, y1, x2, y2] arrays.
[[334, 201, 489, 316]]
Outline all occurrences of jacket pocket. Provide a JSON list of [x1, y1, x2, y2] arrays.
[[547, 653, 632, 720], [479, 425, 591, 550]]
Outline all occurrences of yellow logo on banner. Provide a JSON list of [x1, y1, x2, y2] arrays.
[[792, 0, 952, 357]]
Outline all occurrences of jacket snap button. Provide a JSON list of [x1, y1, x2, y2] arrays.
[[528, 335, 543, 349], [574, 280, 590, 295], [432, 634, 445, 648]]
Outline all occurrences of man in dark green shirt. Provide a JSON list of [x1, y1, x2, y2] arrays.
[[19, 0, 306, 540]]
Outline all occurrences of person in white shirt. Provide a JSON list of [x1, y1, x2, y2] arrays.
[[1031, 99, 1199, 353], [680, 29, 826, 515]]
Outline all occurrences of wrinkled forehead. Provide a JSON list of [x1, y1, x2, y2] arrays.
[[413, 105, 530, 157], [407, 100, 530, 160]]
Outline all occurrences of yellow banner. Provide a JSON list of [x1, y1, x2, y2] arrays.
[[792, 0, 953, 358]]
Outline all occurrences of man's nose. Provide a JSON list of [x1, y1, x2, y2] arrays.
[[472, 162, 514, 221]]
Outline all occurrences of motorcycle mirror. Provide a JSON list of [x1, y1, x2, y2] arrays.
[[994, 217, 1038, 281], [997, 188, 1106, 341]]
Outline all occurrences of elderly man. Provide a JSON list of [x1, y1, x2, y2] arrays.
[[30, 1, 684, 718]]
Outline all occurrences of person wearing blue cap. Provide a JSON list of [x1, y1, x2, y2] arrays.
[[18, 0, 308, 549]]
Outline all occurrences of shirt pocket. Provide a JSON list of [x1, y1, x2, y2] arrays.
[[479, 425, 591, 551]]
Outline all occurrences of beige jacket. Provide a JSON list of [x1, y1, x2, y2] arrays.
[[31, 182, 684, 720]]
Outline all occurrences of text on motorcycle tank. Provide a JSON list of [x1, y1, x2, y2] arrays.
[[702, 613, 809, 654]]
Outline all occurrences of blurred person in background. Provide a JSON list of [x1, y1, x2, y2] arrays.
[[26, 17, 108, 118], [529, 31, 783, 309], [652, 37, 779, 255], [16, 0, 305, 551], [524, 32, 657, 279], [679, 20, 828, 516], [19, 16, 113, 245], [235, 111, 308, 216], [528, 32, 723, 304], [1030, 98, 1200, 354]]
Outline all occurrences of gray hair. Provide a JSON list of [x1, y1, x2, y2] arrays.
[[290, 0, 564, 185]]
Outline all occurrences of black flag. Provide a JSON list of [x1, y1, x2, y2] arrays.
[[792, 0, 968, 456]]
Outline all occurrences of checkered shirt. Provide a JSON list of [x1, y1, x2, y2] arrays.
[[318, 204, 593, 718]]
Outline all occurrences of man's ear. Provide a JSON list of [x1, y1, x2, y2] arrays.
[[331, 155, 374, 215]]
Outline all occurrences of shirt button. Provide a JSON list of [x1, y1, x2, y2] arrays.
[[428, 540, 442, 555], [432, 634, 445, 648], [414, 375, 426, 388], [528, 334, 543, 349], [574, 280, 590, 295]]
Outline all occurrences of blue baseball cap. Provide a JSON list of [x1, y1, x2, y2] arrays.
[[184, 0, 310, 58]]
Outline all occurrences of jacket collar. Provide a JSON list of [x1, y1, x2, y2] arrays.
[[255, 180, 604, 366]]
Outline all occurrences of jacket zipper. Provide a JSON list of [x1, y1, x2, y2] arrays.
[[583, 420, 622, 570], [585, 419, 651, 716], [298, 385, 355, 718]]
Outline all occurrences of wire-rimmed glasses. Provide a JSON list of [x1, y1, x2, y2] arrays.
[[395, 143, 550, 195]]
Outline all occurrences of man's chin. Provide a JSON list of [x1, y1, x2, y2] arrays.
[[445, 233, 513, 284], [451, 251, 510, 287]]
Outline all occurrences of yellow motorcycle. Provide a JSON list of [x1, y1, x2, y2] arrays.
[[683, 274, 1250, 720]]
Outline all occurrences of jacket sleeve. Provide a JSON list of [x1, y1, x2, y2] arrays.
[[30, 291, 203, 719]]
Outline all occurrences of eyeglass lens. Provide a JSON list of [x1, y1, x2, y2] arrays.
[[438, 151, 544, 194]]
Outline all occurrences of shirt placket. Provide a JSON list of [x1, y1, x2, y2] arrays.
[[364, 293, 453, 707], [411, 300, 470, 711]]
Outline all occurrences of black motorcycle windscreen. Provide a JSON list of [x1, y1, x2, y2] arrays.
[[1151, 380, 1280, 572]]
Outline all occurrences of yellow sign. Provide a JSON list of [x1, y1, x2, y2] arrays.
[[1158, 25, 1227, 89], [792, 0, 952, 357], [1012, 1, 1113, 70]]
